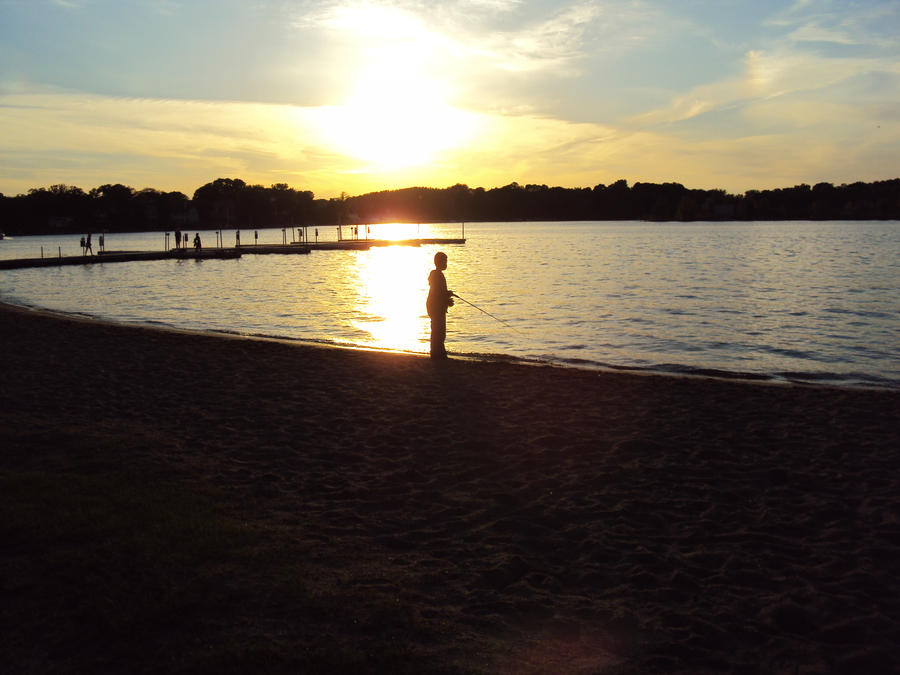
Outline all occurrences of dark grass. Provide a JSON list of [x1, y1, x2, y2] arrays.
[[0, 425, 469, 674]]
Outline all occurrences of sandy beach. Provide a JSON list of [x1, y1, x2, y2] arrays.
[[2, 301, 899, 674]]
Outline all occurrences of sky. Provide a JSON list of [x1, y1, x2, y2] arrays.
[[1, 0, 898, 199]]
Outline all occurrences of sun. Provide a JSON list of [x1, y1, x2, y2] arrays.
[[314, 7, 477, 170], [323, 60, 476, 170]]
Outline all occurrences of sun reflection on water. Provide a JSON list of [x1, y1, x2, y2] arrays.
[[354, 222, 435, 241], [348, 245, 433, 352]]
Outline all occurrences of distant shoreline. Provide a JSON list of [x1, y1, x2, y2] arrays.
[[3, 177, 899, 237]]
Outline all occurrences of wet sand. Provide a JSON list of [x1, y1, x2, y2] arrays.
[[2, 301, 899, 673]]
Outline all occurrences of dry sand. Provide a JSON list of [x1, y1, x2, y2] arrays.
[[1, 301, 899, 673]]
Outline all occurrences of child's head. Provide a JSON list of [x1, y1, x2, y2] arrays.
[[434, 251, 448, 270]]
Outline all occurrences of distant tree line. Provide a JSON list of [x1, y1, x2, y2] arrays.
[[1, 177, 898, 236]]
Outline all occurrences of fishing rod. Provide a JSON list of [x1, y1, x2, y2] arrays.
[[451, 292, 521, 332]]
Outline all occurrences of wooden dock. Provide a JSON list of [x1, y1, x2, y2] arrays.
[[0, 237, 466, 270], [0, 248, 242, 270]]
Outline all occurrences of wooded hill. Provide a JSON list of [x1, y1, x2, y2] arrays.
[[2, 177, 898, 236]]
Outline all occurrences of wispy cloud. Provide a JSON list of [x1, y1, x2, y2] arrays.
[[629, 36, 900, 130], [294, 0, 658, 77], [460, 0, 521, 10], [475, 2, 604, 73], [49, 0, 84, 8], [770, 0, 900, 50]]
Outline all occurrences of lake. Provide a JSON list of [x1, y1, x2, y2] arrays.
[[1, 220, 898, 389]]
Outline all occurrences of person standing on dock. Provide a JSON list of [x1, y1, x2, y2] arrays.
[[236, 230, 241, 247], [85, 234, 93, 255], [193, 233, 202, 251], [426, 251, 454, 359], [175, 230, 182, 249]]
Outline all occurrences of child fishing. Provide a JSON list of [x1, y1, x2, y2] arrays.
[[426, 251, 454, 359]]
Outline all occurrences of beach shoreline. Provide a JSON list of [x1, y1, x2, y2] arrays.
[[2, 301, 899, 673], [4, 298, 894, 393]]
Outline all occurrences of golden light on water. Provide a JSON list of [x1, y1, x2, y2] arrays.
[[349, 246, 432, 352], [371, 223, 428, 241]]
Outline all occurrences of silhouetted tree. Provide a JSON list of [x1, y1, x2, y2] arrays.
[[193, 178, 245, 228]]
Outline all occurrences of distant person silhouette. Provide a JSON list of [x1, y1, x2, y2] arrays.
[[99, 233, 105, 252], [85, 233, 93, 255], [80, 236, 85, 255], [236, 230, 241, 247], [175, 230, 182, 249], [427, 251, 454, 359], [193, 233, 202, 251]]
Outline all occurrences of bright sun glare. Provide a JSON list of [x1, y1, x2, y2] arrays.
[[316, 5, 476, 170]]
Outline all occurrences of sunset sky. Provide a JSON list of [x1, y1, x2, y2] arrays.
[[1, 0, 898, 199]]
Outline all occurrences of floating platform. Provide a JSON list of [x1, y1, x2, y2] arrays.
[[238, 245, 311, 255], [300, 237, 466, 251], [0, 248, 241, 270], [0, 237, 466, 270]]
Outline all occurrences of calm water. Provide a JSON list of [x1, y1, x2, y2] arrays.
[[1, 221, 898, 389]]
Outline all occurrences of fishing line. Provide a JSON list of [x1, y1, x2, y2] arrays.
[[451, 292, 521, 333]]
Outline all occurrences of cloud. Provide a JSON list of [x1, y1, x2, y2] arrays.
[[474, 2, 604, 73], [770, 0, 900, 50], [461, 0, 521, 10], [0, 87, 618, 196], [49, 0, 84, 9], [628, 38, 900, 132], [2, 80, 897, 199], [294, 0, 659, 79], [0, 90, 335, 194]]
